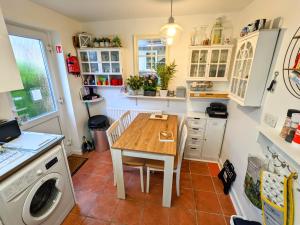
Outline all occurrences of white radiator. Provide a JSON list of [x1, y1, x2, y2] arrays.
[[106, 107, 163, 123]]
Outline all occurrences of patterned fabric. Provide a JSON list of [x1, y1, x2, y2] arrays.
[[261, 171, 295, 225]]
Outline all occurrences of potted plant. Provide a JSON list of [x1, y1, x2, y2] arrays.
[[156, 61, 177, 97], [93, 38, 100, 47], [143, 75, 158, 96], [112, 35, 122, 47], [126, 75, 144, 95], [104, 37, 111, 47], [99, 38, 105, 47]]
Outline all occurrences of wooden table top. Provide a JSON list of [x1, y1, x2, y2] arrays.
[[112, 113, 178, 156]]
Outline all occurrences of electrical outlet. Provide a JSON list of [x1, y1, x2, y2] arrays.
[[263, 113, 278, 128]]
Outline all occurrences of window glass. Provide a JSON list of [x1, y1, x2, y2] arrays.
[[136, 37, 167, 76], [9, 35, 56, 124]]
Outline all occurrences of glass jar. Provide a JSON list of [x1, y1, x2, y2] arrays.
[[280, 109, 300, 138], [285, 113, 300, 143]]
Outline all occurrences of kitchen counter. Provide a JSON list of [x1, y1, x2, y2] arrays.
[[0, 133, 64, 182]]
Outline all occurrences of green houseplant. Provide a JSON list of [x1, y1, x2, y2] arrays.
[[126, 75, 144, 95], [143, 75, 158, 96], [112, 35, 122, 47], [156, 61, 177, 97]]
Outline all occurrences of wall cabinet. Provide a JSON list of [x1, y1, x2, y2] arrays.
[[184, 112, 226, 162], [0, 7, 23, 93], [77, 48, 123, 87], [229, 30, 279, 106], [187, 45, 233, 82]]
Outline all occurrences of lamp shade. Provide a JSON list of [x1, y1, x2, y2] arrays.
[[160, 20, 183, 38]]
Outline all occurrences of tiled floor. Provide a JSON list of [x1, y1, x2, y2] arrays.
[[62, 150, 236, 225]]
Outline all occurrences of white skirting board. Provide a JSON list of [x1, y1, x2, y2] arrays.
[[218, 158, 245, 217]]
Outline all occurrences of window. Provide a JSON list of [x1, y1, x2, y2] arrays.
[[134, 35, 168, 76], [9, 35, 57, 124]]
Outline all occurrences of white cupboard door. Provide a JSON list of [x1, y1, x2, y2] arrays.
[[202, 119, 226, 161], [0, 7, 23, 93]]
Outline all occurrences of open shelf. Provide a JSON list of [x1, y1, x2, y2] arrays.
[[83, 85, 124, 88], [124, 94, 186, 101], [186, 77, 228, 82], [258, 126, 300, 167], [81, 97, 104, 103], [189, 91, 229, 100]]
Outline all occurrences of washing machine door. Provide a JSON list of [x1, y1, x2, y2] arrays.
[[22, 173, 64, 225]]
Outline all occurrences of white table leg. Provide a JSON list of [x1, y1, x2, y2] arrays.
[[111, 149, 125, 199], [162, 155, 174, 207]]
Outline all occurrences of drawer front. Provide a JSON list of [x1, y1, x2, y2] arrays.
[[187, 118, 206, 128], [187, 135, 204, 145], [184, 144, 202, 159], [188, 127, 205, 137]]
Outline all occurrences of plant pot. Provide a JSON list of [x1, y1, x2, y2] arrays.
[[144, 90, 156, 96], [100, 42, 105, 47], [128, 89, 139, 96], [159, 89, 168, 97], [93, 42, 100, 48]]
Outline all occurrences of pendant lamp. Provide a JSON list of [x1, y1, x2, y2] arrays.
[[160, 0, 182, 44]]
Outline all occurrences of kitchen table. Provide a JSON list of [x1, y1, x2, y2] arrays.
[[112, 113, 178, 207]]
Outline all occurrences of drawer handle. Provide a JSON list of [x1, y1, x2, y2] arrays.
[[194, 118, 200, 120], [192, 128, 199, 130], [191, 147, 197, 150], [192, 138, 198, 140]]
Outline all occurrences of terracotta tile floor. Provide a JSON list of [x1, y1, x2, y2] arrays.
[[62, 150, 236, 225]]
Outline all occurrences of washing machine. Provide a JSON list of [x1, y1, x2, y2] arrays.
[[0, 145, 75, 225]]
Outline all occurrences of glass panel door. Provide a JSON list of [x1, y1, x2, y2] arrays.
[[9, 35, 57, 124], [111, 51, 119, 61], [190, 64, 198, 77], [88, 51, 98, 62], [191, 50, 199, 63], [199, 50, 208, 63], [101, 51, 110, 61]]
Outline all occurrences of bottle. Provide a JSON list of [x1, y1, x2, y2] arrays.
[[285, 113, 300, 143], [211, 17, 223, 45], [293, 123, 300, 144], [280, 109, 300, 138]]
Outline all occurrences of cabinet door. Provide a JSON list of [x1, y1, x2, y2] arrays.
[[230, 42, 245, 96], [208, 48, 230, 80], [189, 49, 208, 78], [201, 119, 226, 161]]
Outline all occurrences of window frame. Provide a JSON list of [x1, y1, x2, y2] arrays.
[[133, 34, 169, 76], [6, 24, 59, 130]]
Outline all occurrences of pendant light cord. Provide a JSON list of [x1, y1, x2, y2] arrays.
[[171, 0, 173, 18]]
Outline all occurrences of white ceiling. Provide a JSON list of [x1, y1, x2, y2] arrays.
[[30, 0, 253, 22]]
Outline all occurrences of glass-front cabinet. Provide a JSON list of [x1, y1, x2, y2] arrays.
[[188, 45, 232, 81], [230, 40, 254, 100], [77, 48, 123, 87], [229, 30, 280, 107]]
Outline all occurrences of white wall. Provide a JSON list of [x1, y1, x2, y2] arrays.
[[220, 0, 300, 222], [0, 0, 84, 153], [83, 14, 235, 117]]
